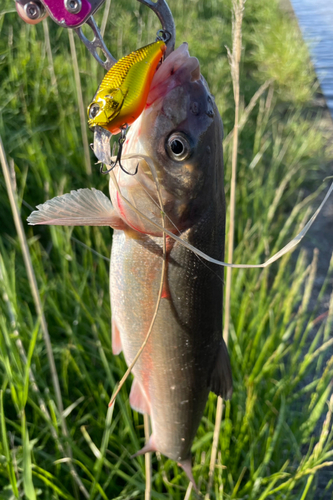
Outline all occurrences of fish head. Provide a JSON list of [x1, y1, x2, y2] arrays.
[[109, 43, 224, 236]]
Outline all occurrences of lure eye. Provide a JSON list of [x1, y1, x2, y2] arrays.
[[166, 133, 192, 162], [89, 103, 100, 120]]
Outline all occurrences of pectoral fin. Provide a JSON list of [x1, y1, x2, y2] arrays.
[[27, 188, 126, 229], [210, 340, 233, 400]]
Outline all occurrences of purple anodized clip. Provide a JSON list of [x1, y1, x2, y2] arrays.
[[16, 0, 175, 72], [16, 0, 114, 69], [42, 0, 102, 28], [38, 0, 115, 69]]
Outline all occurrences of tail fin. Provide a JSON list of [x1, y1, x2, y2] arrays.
[[132, 439, 199, 493], [178, 457, 199, 493]]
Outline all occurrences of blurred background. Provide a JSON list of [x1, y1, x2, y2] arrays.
[[0, 0, 332, 498]]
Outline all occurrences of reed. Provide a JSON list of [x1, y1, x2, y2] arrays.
[[68, 29, 92, 176], [0, 136, 89, 499], [43, 19, 58, 94], [101, 0, 112, 38], [206, 2, 245, 498], [144, 414, 152, 500]]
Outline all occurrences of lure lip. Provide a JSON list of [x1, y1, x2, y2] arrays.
[[91, 126, 113, 166]]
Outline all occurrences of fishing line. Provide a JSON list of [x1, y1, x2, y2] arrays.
[[108, 168, 167, 408], [131, 166, 225, 285], [110, 154, 333, 270]]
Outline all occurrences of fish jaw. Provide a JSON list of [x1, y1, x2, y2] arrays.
[[109, 43, 223, 236]]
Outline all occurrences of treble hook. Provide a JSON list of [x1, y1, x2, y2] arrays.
[[100, 125, 138, 176]]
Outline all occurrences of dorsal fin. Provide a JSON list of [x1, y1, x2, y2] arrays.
[[27, 188, 126, 229], [111, 319, 122, 355], [210, 340, 233, 400]]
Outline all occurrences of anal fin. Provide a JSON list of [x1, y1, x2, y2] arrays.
[[112, 319, 122, 355], [131, 435, 156, 458], [129, 378, 151, 415], [210, 340, 233, 399]]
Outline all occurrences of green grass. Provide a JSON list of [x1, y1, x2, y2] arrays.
[[1, 0, 333, 498]]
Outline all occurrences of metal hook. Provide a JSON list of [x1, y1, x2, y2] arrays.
[[137, 0, 175, 57], [100, 126, 139, 176]]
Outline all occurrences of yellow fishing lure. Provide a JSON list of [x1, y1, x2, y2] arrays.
[[88, 40, 166, 134]]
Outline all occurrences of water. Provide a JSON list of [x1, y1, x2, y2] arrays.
[[290, 0, 333, 116]]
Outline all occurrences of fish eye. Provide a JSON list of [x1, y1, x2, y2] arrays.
[[89, 103, 100, 120], [166, 133, 191, 162]]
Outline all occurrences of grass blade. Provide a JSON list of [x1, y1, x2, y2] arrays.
[[0, 389, 19, 498], [22, 412, 37, 500]]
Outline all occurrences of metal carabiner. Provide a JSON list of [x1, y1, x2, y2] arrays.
[[15, 0, 175, 70]]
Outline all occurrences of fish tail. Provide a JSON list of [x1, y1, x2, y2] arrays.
[[178, 457, 198, 493]]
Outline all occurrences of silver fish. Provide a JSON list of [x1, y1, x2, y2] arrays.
[[27, 43, 232, 487]]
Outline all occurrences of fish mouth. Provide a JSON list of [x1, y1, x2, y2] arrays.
[[146, 43, 201, 107]]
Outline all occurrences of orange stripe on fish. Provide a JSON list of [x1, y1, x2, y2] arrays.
[[88, 40, 166, 135]]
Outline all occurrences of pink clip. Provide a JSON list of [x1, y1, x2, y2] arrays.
[[43, 0, 92, 28]]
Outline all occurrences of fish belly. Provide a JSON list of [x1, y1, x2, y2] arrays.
[[110, 207, 224, 462]]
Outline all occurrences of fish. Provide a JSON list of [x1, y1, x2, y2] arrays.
[[27, 42, 232, 489], [87, 40, 166, 134]]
